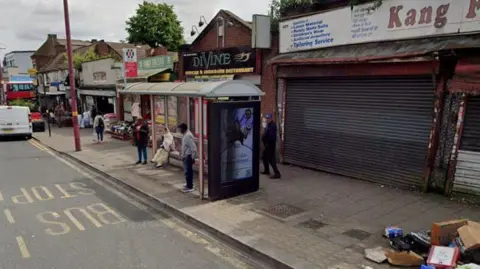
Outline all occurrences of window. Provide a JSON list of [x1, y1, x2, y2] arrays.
[[167, 96, 178, 131], [7, 83, 34, 92], [93, 72, 107, 82]]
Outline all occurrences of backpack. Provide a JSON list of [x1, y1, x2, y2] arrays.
[[98, 117, 104, 128]]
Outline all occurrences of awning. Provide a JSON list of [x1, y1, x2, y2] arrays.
[[450, 59, 480, 94], [78, 89, 116, 97], [121, 68, 171, 83], [270, 34, 480, 65], [38, 91, 66, 96], [118, 80, 265, 98]]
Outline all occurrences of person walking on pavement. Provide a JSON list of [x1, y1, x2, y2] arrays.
[[262, 113, 281, 179], [134, 116, 149, 165], [178, 123, 197, 193], [93, 113, 105, 143]]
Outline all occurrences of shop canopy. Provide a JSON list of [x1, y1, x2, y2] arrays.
[[270, 34, 480, 65], [122, 68, 172, 83], [118, 80, 265, 98]]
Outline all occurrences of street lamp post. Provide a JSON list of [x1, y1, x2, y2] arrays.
[[62, 0, 81, 151]]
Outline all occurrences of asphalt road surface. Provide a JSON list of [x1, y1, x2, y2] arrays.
[[0, 138, 256, 269]]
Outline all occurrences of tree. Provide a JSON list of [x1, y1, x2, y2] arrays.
[[9, 99, 36, 111], [125, 1, 184, 51]]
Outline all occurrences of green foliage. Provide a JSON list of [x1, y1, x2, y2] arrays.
[[64, 48, 116, 69], [125, 1, 184, 51], [9, 99, 36, 111], [269, 0, 383, 31]]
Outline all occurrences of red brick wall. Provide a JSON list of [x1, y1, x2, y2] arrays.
[[260, 34, 279, 117], [179, 11, 252, 81], [190, 23, 251, 52]]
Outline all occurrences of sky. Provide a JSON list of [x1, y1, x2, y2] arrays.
[[0, 0, 270, 61]]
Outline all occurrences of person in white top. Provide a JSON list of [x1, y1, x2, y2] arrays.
[[151, 126, 175, 168], [93, 114, 105, 143]]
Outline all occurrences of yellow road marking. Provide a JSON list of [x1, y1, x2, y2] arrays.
[[4, 209, 15, 224], [0, 190, 3, 201], [31, 135, 253, 269], [16, 236, 31, 258], [28, 139, 50, 152]]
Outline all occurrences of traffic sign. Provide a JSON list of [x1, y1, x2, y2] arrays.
[[123, 48, 137, 62]]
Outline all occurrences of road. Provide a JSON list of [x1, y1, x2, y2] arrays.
[[0, 138, 256, 269]]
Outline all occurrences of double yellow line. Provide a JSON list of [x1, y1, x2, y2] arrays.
[[28, 139, 50, 152]]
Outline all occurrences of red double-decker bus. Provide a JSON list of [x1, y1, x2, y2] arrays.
[[5, 81, 36, 104]]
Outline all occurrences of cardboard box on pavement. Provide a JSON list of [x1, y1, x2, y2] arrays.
[[458, 221, 480, 251], [431, 219, 468, 245], [426, 246, 460, 269]]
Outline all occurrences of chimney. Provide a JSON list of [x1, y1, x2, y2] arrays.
[[48, 34, 58, 42]]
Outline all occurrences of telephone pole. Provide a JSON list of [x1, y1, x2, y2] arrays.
[[63, 0, 81, 151]]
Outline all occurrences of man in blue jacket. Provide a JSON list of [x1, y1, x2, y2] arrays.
[[262, 113, 281, 179]]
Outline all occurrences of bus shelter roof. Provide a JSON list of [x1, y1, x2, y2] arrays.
[[118, 80, 265, 98]]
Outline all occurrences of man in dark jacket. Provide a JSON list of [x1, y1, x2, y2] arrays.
[[262, 113, 281, 179], [134, 116, 149, 165]]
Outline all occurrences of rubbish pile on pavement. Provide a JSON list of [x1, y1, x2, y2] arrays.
[[364, 220, 480, 268]]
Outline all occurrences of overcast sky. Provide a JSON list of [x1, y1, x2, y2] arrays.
[[0, 0, 270, 61]]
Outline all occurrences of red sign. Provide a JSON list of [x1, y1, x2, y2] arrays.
[[125, 62, 138, 78]]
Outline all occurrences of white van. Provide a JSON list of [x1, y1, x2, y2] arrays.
[[0, 106, 33, 139]]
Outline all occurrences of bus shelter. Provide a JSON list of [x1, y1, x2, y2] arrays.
[[118, 80, 265, 200]]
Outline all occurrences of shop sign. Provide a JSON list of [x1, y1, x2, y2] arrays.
[[138, 56, 173, 71], [279, 0, 480, 53], [122, 48, 138, 78], [183, 47, 256, 76]]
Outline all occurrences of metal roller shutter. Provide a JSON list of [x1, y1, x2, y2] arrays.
[[453, 96, 480, 196], [284, 75, 434, 189]]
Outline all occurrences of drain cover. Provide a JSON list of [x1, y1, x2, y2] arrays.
[[342, 229, 372, 241], [262, 203, 305, 219], [299, 219, 327, 229]]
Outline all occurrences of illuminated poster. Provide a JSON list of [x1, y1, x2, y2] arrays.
[[220, 107, 254, 182]]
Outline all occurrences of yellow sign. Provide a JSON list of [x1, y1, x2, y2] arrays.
[[28, 68, 38, 75], [150, 73, 171, 82], [155, 116, 177, 126], [185, 67, 254, 76]]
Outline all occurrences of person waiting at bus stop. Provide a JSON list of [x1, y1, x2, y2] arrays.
[[178, 123, 197, 193], [134, 116, 149, 165], [262, 113, 281, 179]]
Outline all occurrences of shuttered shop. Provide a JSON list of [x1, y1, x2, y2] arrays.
[[454, 96, 480, 196], [284, 75, 434, 189]]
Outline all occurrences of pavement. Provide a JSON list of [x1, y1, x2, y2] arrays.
[[33, 127, 480, 269], [0, 136, 260, 269]]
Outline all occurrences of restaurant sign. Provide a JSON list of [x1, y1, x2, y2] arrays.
[[183, 47, 256, 76]]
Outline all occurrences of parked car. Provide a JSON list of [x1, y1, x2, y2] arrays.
[[31, 112, 45, 132], [0, 105, 33, 139]]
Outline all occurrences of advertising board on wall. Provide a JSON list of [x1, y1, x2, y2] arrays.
[[122, 48, 138, 78], [279, 0, 480, 53], [183, 47, 257, 76]]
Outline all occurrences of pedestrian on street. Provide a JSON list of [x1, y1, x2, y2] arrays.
[[134, 116, 149, 165], [93, 113, 105, 143], [262, 113, 281, 179], [178, 123, 197, 193], [90, 105, 97, 120]]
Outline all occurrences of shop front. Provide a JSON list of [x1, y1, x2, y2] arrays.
[[119, 55, 175, 123], [446, 57, 480, 198], [78, 87, 116, 114], [272, 0, 480, 190], [182, 46, 261, 87]]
